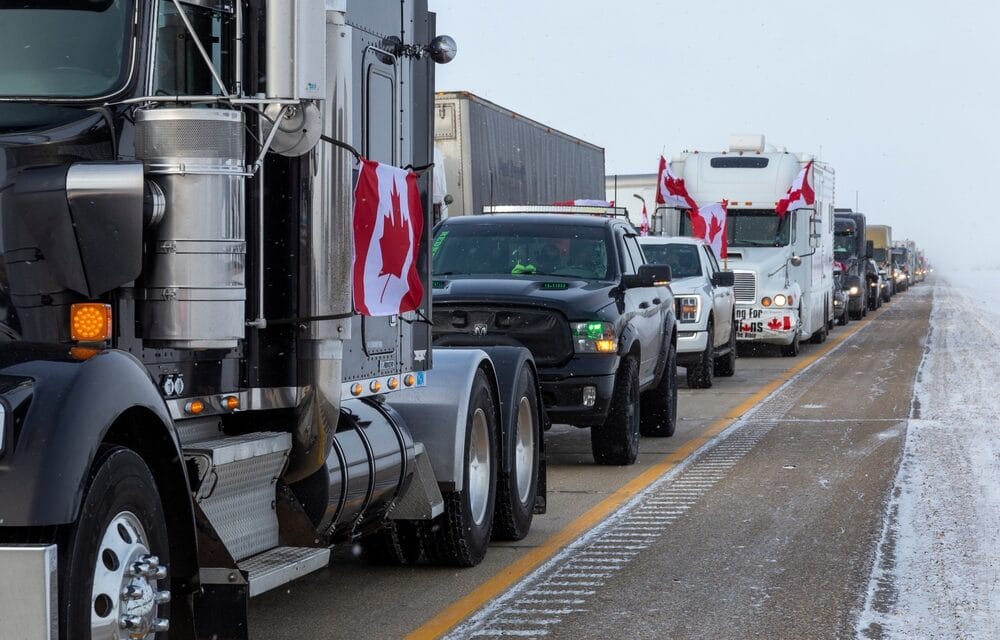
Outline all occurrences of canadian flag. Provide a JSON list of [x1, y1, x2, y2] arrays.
[[353, 159, 424, 317], [655, 155, 697, 210], [775, 160, 815, 219], [639, 203, 650, 236], [692, 200, 728, 260]]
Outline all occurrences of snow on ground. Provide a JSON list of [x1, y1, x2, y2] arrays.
[[857, 271, 1000, 639]]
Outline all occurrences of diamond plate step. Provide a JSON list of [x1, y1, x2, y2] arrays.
[[239, 546, 331, 598]]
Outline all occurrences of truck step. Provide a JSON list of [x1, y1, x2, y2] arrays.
[[184, 432, 292, 562], [239, 546, 330, 598]]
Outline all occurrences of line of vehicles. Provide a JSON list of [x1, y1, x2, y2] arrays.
[[0, 3, 927, 639]]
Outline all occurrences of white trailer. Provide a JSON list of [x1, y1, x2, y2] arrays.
[[654, 135, 835, 356]]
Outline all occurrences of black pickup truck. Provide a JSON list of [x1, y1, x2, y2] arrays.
[[430, 209, 677, 465]]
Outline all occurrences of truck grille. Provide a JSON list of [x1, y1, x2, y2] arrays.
[[432, 305, 573, 367], [732, 271, 757, 304]]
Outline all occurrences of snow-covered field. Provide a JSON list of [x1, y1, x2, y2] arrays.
[[858, 271, 1000, 639]]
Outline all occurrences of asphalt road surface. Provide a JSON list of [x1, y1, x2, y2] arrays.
[[250, 286, 931, 639]]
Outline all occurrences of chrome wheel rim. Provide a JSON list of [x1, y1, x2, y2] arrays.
[[468, 408, 492, 526], [91, 511, 169, 639], [514, 396, 535, 504]]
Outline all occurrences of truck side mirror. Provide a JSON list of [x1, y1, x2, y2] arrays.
[[623, 264, 671, 289], [712, 271, 735, 287], [790, 255, 803, 267]]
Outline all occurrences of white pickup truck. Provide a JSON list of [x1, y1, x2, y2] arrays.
[[639, 236, 736, 388]]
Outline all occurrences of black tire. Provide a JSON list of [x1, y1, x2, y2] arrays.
[[714, 320, 737, 377], [641, 342, 677, 437], [62, 446, 170, 640], [810, 313, 828, 344], [686, 321, 714, 389], [422, 370, 498, 567], [358, 520, 422, 565], [591, 356, 640, 464], [492, 366, 540, 542], [838, 308, 849, 326]]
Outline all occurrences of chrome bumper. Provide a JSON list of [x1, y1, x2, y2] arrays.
[[0, 545, 57, 639]]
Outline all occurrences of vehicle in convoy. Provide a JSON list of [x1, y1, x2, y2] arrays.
[[866, 257, 884, 311], [866, 223, 895, 300], [833, 209, 879, 318], [891, 245, 911, 291], [904, 239, 920, 285], [638, 236, 736, 388], [653, 135, 835, 357], [431, 206, 677, 465], [0, 2, 547, 638], [433, 91, 605, 220], [832, 265, 849, 326]]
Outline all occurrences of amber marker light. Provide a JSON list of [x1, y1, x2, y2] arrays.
[[387, 377, 399, 391], [351, 383, 363, 396], [595, 339, 617, 353], [370, 380, 382, 393], [223, 395, 240, 411], [70, 303, 112, 342], [185, 400, 205, 415], [404, 374, 416, 387]]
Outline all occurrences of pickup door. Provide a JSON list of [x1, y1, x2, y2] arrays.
[[620, 230, 671, 386], [701, 244, 735, 346]]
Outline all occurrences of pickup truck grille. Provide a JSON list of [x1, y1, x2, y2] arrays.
[[732, 271, 757, 304], [432, 305, 573, 367]]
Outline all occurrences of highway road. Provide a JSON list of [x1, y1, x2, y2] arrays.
[[250, 285, 931, 639]]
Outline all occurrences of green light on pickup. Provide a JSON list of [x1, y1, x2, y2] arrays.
[[574, 321, 607, 340], [541, 282, 568, 290], [432, 280, 446, 289]]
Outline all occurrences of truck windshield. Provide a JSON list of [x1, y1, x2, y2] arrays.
[[682, 209, 791, 247], [0, 1, 133, 99], [641, 244, 702, 279], [433, 223, 613, 280]]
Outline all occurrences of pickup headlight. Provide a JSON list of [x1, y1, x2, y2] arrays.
[[676, 296, 700, 323], [572, 321, 617, 354], [848, 285, 860, 295]]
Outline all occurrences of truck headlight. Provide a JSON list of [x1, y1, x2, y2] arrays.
[[572, 321, 617, 354], [773, 294, 787, 306], [676, 296, 699, 323], [849, 285, 860, 295]]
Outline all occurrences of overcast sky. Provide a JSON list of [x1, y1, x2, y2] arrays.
[[428, 0, 998, 270]]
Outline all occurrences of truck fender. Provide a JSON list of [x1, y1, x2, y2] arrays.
[[386, 348, 499, 492], [618, 323, 641, 361], [474, 346, 546, 470], [0, 347, 198, 585]]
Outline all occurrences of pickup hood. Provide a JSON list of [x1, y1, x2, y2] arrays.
[[433, 276, 617, 318], [667, 275, 705, 296]]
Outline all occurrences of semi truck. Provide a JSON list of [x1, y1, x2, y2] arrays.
[[0, 2, 546, 639], [866, 224, 895, 300], [834, 209, 880, 317], [433, 91, 605, 219], [653, 135, 835, 356]]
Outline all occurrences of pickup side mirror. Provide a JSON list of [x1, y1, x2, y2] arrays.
[[865, 240, 874, 259], [712, 271, 735, 287], [623, 264, 672, 289]]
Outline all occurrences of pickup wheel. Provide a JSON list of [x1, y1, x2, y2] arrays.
[[421, 369, 498, 566], [838, 307, 849, 326], [641, 342, 677, 437], [686, 321, 714, 389], [591, 355, 640, 464], [492, 366, 540, 541], [714, 320, 737, 377], [64, 446, 171, 640]]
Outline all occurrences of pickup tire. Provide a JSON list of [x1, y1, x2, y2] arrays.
[[591, 356, 640, 464], [641, 343, 678, 437], [714, 320, 737, 377], [686, 321, 714, 389], [838, 308, 849, 326], [492, 366, 540, 541], [63, 446, 170, 640], [421, 370, 498, 566]]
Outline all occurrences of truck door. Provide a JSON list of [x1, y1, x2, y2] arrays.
[[621, 232, 660, 385], [703, 246, 732, 346]]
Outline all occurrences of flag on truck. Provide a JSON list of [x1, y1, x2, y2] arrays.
[[775, 160, 814, 219], [692, 200, 728, 260], [353, 159, 424, 316], [655, 155, 697, 210], [640, 203, 650, 236]]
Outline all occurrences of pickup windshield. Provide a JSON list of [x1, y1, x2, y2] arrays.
[[0, 1, 133, 99], [433, 222, 613, 280], [681, 208, 791, 247]]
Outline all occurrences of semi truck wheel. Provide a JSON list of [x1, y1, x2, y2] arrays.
[[686, 321, 714, 389], [592, 356, 640, 464], [63, 446, 171, 640], [358, 521, 422, 565], [422, 370, 498, 567], [640, 343, 677, 437], [714, 320, 737, 377], [492, 366, 540, 541]]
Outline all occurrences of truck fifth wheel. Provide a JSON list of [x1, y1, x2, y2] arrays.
[[0, 2, 544, 638]]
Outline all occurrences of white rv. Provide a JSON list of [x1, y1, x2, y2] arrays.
[[654, 135, 835, 356]]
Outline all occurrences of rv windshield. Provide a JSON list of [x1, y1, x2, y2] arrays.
[[682, 208, 792, 247], [0, 1, 133, 99]]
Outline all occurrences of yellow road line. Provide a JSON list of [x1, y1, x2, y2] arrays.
[[406, 319, 868, 639]]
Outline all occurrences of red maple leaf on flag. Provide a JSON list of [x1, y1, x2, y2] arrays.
[[708, 214, 724, 243], [768, 317, 782, 330], [378, 179, 411, 302]]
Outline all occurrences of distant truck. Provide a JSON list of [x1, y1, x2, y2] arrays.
[[434, 91, 605, 219], [891, 245, 911, 291], [655, 135, 835, 356], [867, 224, 895, 300], [834, 209, 880, 317]]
